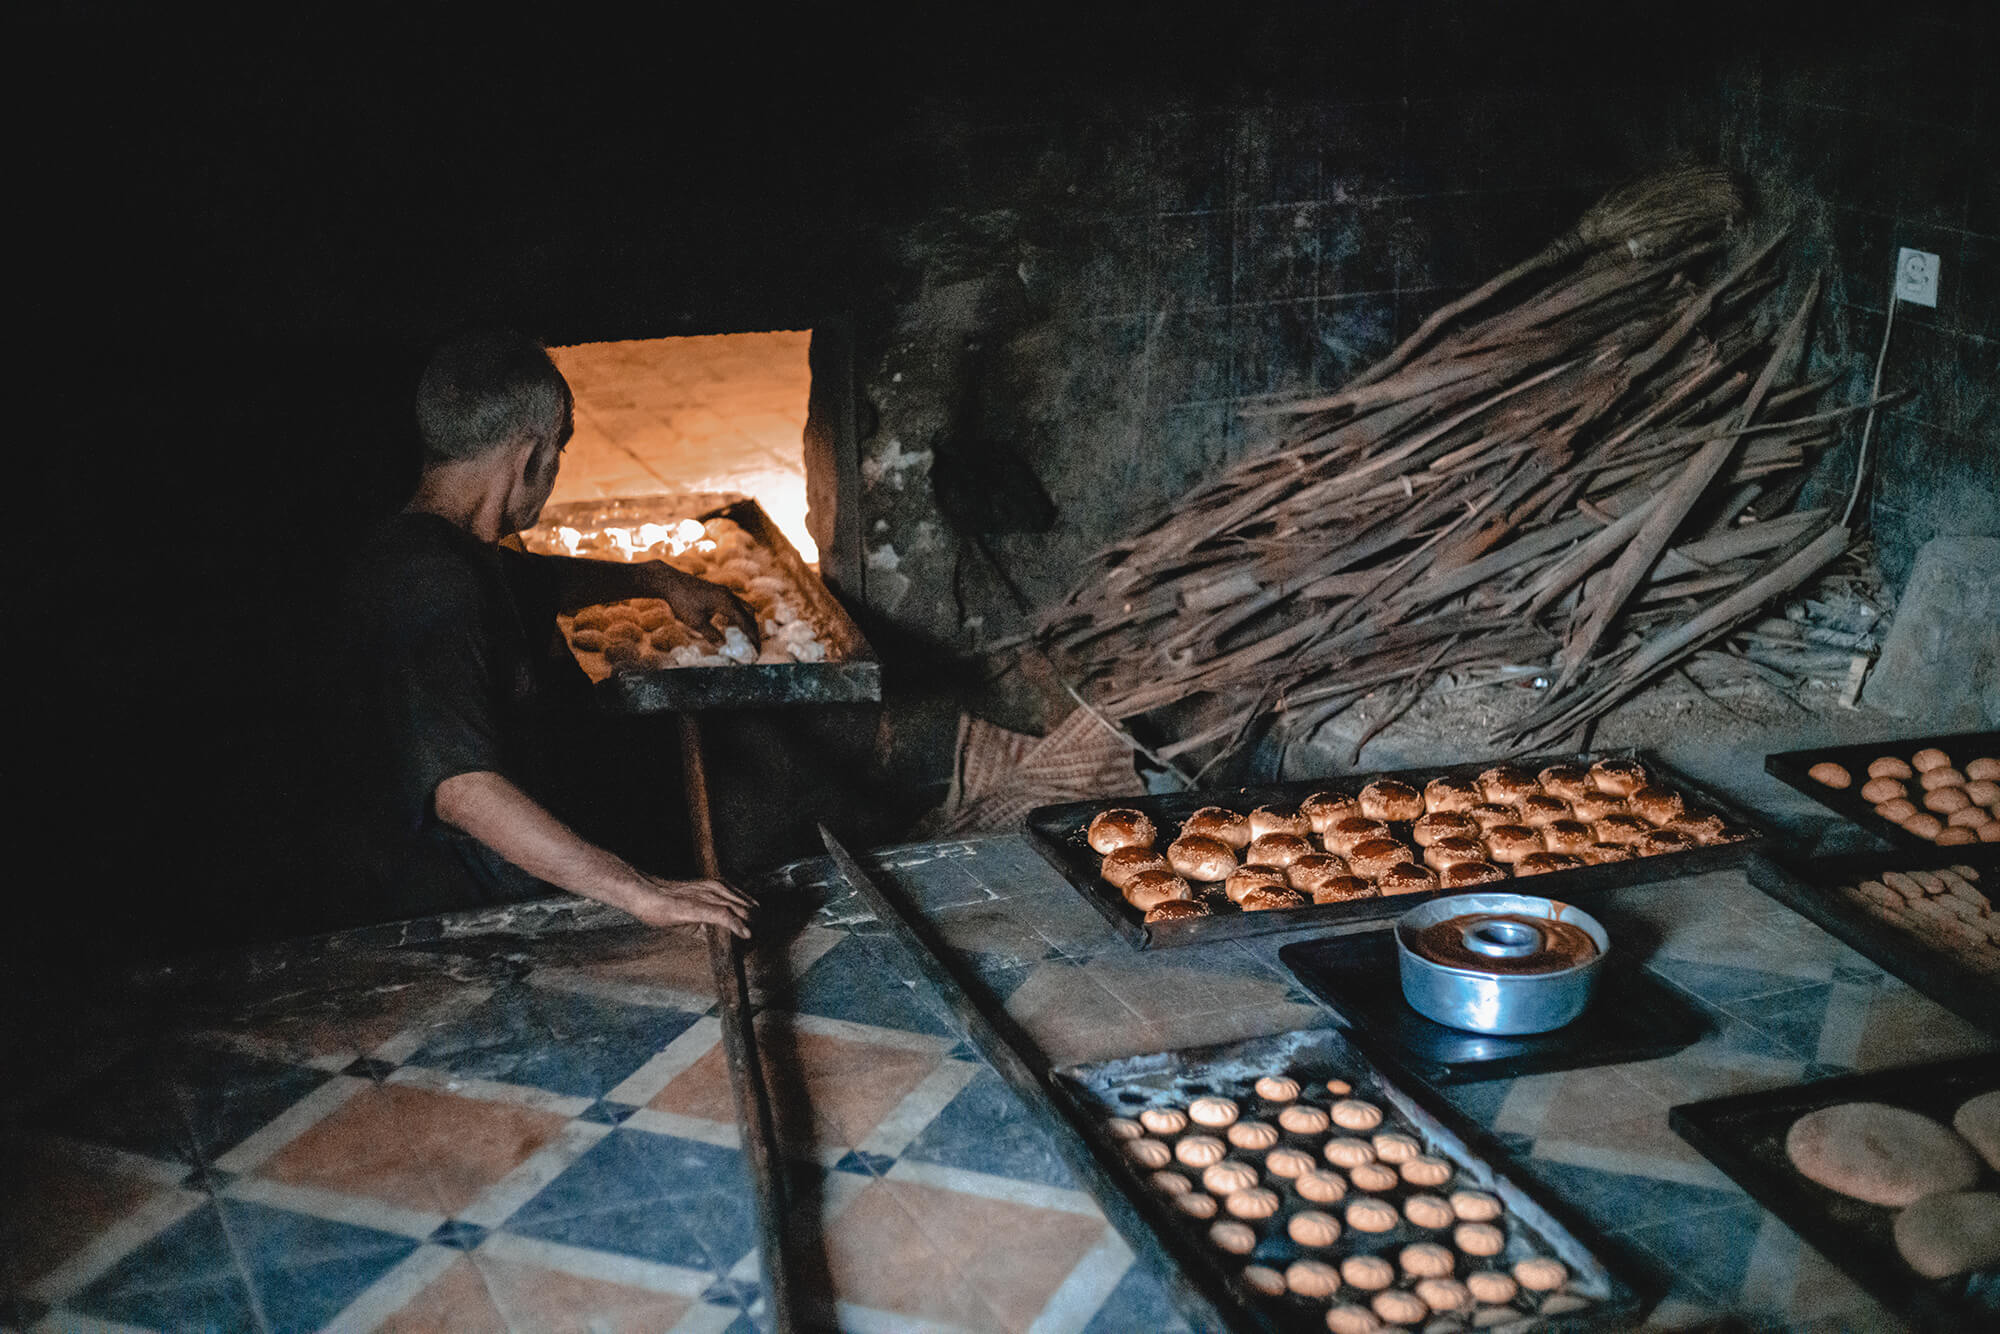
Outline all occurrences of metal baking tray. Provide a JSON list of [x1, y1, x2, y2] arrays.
[[1024, 749, 1771, 949], [525, 495, 881, 712], [1764, 730, 2000, 864], [1059, 1027, 1649, 1331], [1669, 1056, 2000, 1332], [1745, 851, 1999, 1036]]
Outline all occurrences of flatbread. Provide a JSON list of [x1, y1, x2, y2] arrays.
[[1784, 1102, 1981, 1206], [1892, 1191, 2000, 1279], [1953, 1090, 2000, 1171]]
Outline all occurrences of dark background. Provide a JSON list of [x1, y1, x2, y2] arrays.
[[23, 3, 1996, 971]]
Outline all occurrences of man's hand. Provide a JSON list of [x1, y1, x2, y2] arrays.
[[648, 564, 760, 648], [616, 872, 756, 938]]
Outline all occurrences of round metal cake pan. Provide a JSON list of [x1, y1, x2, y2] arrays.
[[1394, 892, 1611, 1035]]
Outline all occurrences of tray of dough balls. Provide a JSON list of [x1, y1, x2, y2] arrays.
[[1073, 1025, 1644, 1331], [1024, 749, 1766, 948], [1668, 1056, 1999, 1331], [1746, 853, 1999, 1035], [1769, 730, 2000, 862], [522, 495, 881, 711]]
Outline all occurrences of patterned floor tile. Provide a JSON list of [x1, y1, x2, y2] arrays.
[[877, 855, 996, 912], [63, 1198, 255, 1331], [770, 933, 954, 1037], [0, 1138, 174, 1298], [1618, 1199, 1769, 1304], [1081, 1259, 1193, 1334], [814, 1178, 1007, 1332], [376, 1254, 512, 1333], [1494, 1066, 1667, 1140], [404, 984, 707, 1100], [1720, 983, 1833, 1061], [899, 1068, 1076, 1190], [476, 1251, 695, 1333], [1846, 985, 1995, 1070], [1516, 1155, 1743, 1234], [1084, 951, 1298, 1023]]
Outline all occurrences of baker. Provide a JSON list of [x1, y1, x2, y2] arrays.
[[335, 329, 757, 934]]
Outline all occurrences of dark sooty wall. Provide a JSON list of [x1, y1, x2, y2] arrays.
[[29, 4, 1994, 967]]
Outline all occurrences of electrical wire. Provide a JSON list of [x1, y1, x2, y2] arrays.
[[1841, 269, 1899, 529]]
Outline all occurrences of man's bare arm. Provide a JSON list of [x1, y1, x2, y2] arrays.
[[537, 554, 759, 645], [434, 770, 753, 937]]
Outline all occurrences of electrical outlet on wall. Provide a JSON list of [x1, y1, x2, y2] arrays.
[[1895, 247, 1940, 307]]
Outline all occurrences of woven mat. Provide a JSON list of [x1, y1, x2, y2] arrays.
[[912, 706, 1143, 838]]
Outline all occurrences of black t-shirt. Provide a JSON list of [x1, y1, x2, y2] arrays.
[[335, 512, 594, 912]]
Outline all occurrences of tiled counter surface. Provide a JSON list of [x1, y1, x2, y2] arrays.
[[4, 837, 1993, 1333]]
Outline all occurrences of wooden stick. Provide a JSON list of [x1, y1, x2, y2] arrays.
[[678, 714, 800, 1333]]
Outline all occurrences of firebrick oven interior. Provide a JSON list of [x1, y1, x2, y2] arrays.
[[16, 6, 1999, 1333]]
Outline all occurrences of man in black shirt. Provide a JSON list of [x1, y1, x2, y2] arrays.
[[339, 330, 756, 935]]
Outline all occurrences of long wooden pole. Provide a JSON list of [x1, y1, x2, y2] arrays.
[[677, 713, 799, 1332]]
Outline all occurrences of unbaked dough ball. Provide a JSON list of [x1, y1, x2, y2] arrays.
[[1953, 1090, 2000, 1170], [1892, 1190, 2000, 1279], [1784, 1102, 1980, 1205]]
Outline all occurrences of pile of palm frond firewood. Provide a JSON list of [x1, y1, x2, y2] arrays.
[[1041, 166, 1892, 772]]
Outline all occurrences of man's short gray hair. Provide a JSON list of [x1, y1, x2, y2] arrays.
[[415, 329, 573, 464]]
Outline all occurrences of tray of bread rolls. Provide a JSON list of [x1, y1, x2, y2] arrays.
[[1766, 730, 2000, 862], [1746, 852, 1999, 1035], [1024, 749, 1766, 948], [1668, 1056, 2000, 1331], [1066, 1025, 1646, 1331]]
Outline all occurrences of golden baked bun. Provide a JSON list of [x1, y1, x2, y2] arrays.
[[1422, 777, 1483, 813], [1181, 806, 1252, 849], [1145, 899, 1211, 924], [1920, 766, 1968, 792], [1286, 853, 1352, 896], [1479, 766, 1538, 804], [1669, 810, 1729, 842], [1637, 827, 1697, 856], [1087, 808, 1156, 854], [1485, 825, 1541, 864], [1518, 794, 1571, 827], [1903, 811, 1946, 839], [1515, 852, 1584, 876], [1359, 780, 1424, 823], [1100, 846, 1170, 890], [1945, 806, 1991, 828], [1379, 862, 1439, 895], [1808, 761, 1852, 788], [1299, 790, 1361, 832], [1924, 787, 1972, 815], [1245, 832, 1313, 868], [1583, 843, 1635, 865], [1537, 764, 1593, 801], [1125, 869, 1193, 911], [1595, 813, 1653, 845], [1861, 777, 1908, 804], [1570, 791, 1628, 821], [1247, 805, 1310, 840], [1349, 838, 1414, 879], [1542, 820, 1594, 854], [1168, 835, 1238, 882], [1225, 865, 1290, 904], [1589, 757, 1650, 796], [1325, 816, 1392, 856], [1465, 802, 1519, 830], [1962, 779, 2000, 807], [1412, 811, 1477, 847], [1629, 785, 1686, 824], [1441, 860, 1507, 888], [1240, 885, 1308, 912], [1912, 747, 1952, 773], [1313, 875, 1380, 904], [1965, 757, 2000, 782], [1423, 836, 1489, 870], [1869, 756, 1915, 780], [1875, 797, 1919, 822]]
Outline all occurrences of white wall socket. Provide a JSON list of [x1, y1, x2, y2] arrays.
[[1895, 246, 1940, 307]]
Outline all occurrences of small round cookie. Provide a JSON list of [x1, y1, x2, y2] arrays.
[[1225, 864, 1290, 903], [1594, 813, 1653, 845], [1952, 1090, 2000, 1170], [1125, 1138, 1172, 1169], [1583, 843, 1636, 865], [1202, 1161, 1260, 1196], [1288, 1209, 1343, 1247], [1450, 1190, 1503, 1222], [1345, 1197, 1400, 1232], [1400, 1155, 1453, 1188], [1279, 1104, 1333, 1136], [1240, 1264, 1287, 1297], [1891, 1190, 2000, 1279], [1635, 828, 1696, 857], [1512, 1257, 1568, 1292], [1480, 767, 1539, 805], [1175, 1135, 1228, 1168], [1360, 780, 1424, 823], [1210, 1220, 1257, 1254], [1868, 755, 1915, 780], [1241, 885, 1309, 912], [1313, 875, 1382, 904], [1182, 806, 1252, 849], [1341, 1254, 1396, 1291], [1245, 833, 1314, 869], [1266, 1148, 1318, 1179], [1175, 1191, 1219, 1219], [1248, 805, 1310, 840], [1570, 791, 1628, 822], [1349, 1162, 1400, 1192], [1288, 853, 1353, 896], [1466, 802, 1521, 831], [1146, 899, 1213, 924], [1324, 1137, 1377, 1167], [1465, 1271, 1518, 1305], [1286, 1259, 1343, 1298], [1424, 776, 1484, 813], [1350, 838, 1416, 880], [1125, 870, 1193, 911], [1629, 785, 1685, 825], [1325, 1305, 1385, 1334], [1100, 845, 1171, 890], [1379, 862, 1440, 896], [1912, 747, 1952, 773], [1087, 808, 1157, 854], [1537, 764, 1593, 802], [1517, 794, 1571, 828], [1168, 835, 1238, 882], [1589, 757, 1649, 796], [1326, 816, 1394, 856], [1229, 1120, 1281, 1151], [1372, 1132, 1422, 1163], [1404, 1194, 1455, 1229], [1442, 860, 1509, 888], [1401, 1243, 1456, 1279], [1413, 811, 1478, 847], [1139, 1107, 1188, 1136], [1515, 852, 1584, 877], [1301, 790, 1362, 833], [1105, 1117, 1143, 1141], [1860, 776, 1908, 804], [1226, 1187, 1281, 1220], [1424, 836, 1491, 870], [1332, 1099, 1385, 1131], [1296, 1169, 1348, 1204], [1455, 1223, 1506, 1257], [1149, 1169, 1191, 1195], [1370, 1291, 1427, 1327], [1189, 1096, 1240, 1128], [1541, 820, 1594, 855], [1414, 1278, 1472, 1315], [1486, 824, 1542, 864]]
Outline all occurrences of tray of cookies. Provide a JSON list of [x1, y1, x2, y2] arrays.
[[1669, 1056, 2000, 1331], [1064, 1025, 1647, 1331], [1766, 730, 2000, 861], [1746, 852, 1999, 1035], [1023, 749, 1767, 948]]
